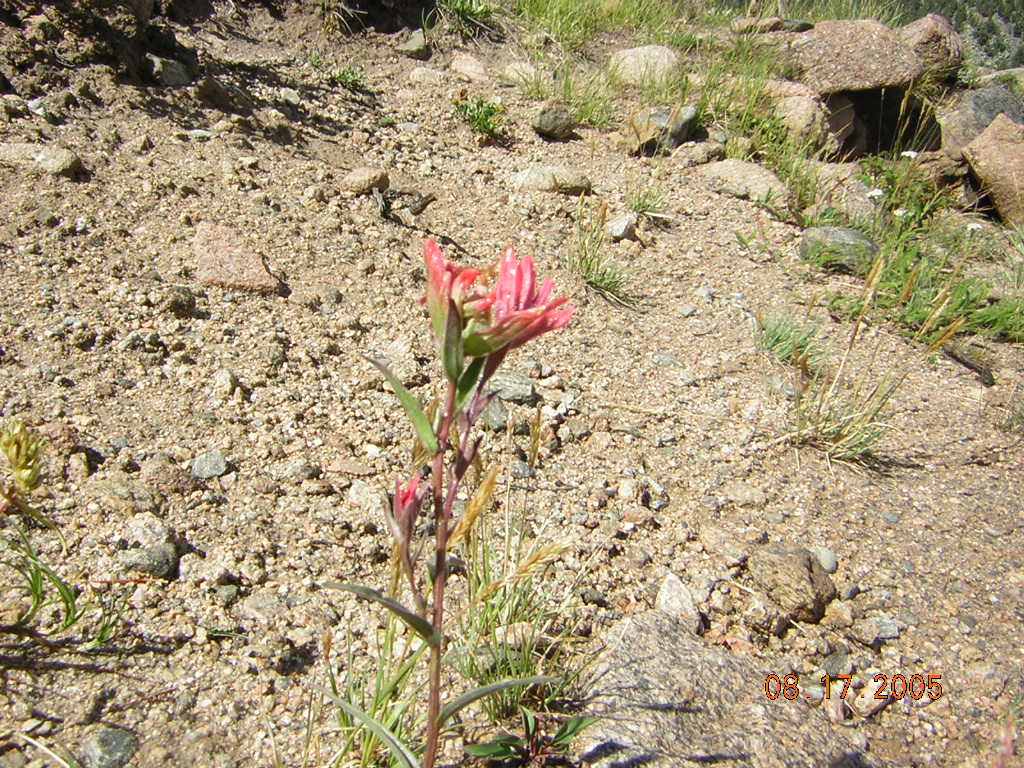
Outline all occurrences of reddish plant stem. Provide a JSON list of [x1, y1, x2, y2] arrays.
[[422, 378, 459, 768]]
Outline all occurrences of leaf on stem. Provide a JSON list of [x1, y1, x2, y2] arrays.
[[437, 676, 557, 727], [455, 357, 485, 417], [551, 716, 598, 747], [464, 739, 520, 758], [443, 297, 464, 383], [321, 689, 420, 768], [364, 356, 439, 457], [327, 582, 441, 647]]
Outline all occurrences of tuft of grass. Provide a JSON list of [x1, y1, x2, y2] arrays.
[[323, 622, 428, 768], [566, 199, 634, 306], [780, 244, 982, 463], [437, 0, 506, 39], [625, 178, 665, 217], [329, 65, 371, 94], [318, 0, 364, 34], [455, 473, 572, 720], [516, 61, 617, 130], [756, 315, 825, 371], [454, 97, 506, 140], [816, 155, 1024, 343], [781, 260, 905, 463]]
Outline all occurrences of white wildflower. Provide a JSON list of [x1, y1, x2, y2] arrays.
[[900, 150, 919, 159], [867, 188, 885, 199], [966, 222, 983, 231]]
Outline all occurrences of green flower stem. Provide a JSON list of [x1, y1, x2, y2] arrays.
[[423, 376, 459, 768]]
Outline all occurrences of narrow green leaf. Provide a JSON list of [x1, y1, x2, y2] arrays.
[[551, 716, 597, 746], [365, 356, 439, 456], [454, 356, 484, 416], [465, 741, 519, 758], [327, 582, 441, 647], [442, 298, 464, 383], [321, 690, 419, 768], [437, 676, 557, 727], [520, 706, 537, 740]]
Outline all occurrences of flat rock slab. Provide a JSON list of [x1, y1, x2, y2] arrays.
[[695, 159, 788, 204], [193, 222, 282, 294], [790, 19, 924, 93], [512, 164, 591, 194], [0, 142, 83, 177], [580, 610, 894, 767], [608, 45, 679, 87]]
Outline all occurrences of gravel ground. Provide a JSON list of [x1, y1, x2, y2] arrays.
[[0, 3, 1022, 767]]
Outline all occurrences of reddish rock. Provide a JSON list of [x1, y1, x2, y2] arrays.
[[790, 19, 924, 93], [36, 421, 81, 456], [963, 113, 1024, 227], [897, 13, 962, 78], [193, 222, 282, 294]]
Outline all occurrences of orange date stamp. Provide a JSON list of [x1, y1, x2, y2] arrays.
[[765, 673, 943, 703]]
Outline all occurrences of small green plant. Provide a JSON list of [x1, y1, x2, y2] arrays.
[[567, 199, 633, 306], [454, 464, 578, 721], [1, 422, 124, 647], [626, 179, 665, 218], [319, 0, 364, 34], [465, 706, 596, 765], [330, 65, 371, 94], [330, 240, 576, 768], [756, 315, 825, 371], [3, 524, 85, 633], [323, 624, 428, 768], [437, 0, 505, 38], [1000, 388, 1024, 434], [455, 98, 506, 140], [306, 51, 327, 72]]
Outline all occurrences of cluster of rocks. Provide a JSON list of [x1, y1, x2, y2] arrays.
[[580, 534, 911, 766], [399, 17, 1024, 229]]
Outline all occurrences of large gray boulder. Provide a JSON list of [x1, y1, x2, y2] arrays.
[[937, 83, 1024, 158], [580, 610, 895, 767], [801, 226, 880, 274]]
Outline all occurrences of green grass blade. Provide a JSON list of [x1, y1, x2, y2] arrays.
[[365, 356, 439, 456], [327, 582, 441, 647], [321, 690, 419, 768], [437, 676, 557, 727]]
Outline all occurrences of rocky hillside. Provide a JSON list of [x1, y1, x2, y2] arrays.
[[0, 2, 1022, 767]]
